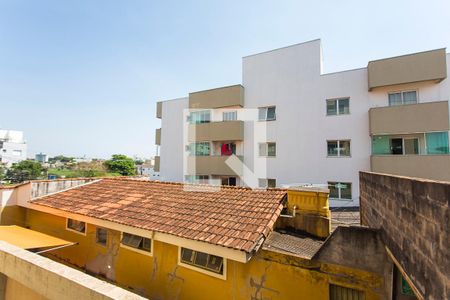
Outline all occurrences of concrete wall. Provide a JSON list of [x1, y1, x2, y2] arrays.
[[368, 49, 447, 90], [371, 155, 450, 182], [313, 226, 393, 299], [369, 101, 450, 135], [360, 172, 449, 300], [24, 208, 385, 300], [189, 85, 244, 109], [31, 179, 98, 199], [0, 241, 145, 300]]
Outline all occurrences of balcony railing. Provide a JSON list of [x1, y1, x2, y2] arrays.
[[186, 155, 243, 176], [369, 101, 449, 135], [370, 154, 450, 182], [188, 121, 244, 142]]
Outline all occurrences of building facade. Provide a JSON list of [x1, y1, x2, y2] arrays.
[[0, 130, 27, 167], [155, 40, 450, 207]]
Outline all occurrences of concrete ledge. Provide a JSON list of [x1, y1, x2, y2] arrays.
[[0, 241, 145, 300]]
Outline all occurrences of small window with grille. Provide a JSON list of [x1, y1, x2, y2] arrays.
[[329, 284, 365, 300]]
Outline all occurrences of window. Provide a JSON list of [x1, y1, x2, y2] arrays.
[[372, 136, 420, 155], [121, 232, 151, 253], [96, 228, 107, 246], [221, 177, 236, 186], [223, 111, 237, 121], [185, 175, 209, 184], [221, 143, 236, 156], [190, 110, 211, 124], [66, 219, 86, 234], [426, 132, 449, 154], [180, 247, 224, 275], [259, 142, 276, 157], [388, 91, 417, 106], [329, 284, 365, 300], [258, 106, 276, 121], [328, 182, 352, 200], [258, 178, 276, 188], [326, 98, 350, 116], [189, 142, 210, 156], [327, 140, 351, 157]]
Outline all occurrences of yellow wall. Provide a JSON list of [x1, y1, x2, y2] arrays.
[[4, 278, 47, 300], [24, 209, 384, 300]]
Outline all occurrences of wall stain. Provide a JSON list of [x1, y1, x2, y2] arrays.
[[250, 264, 280, 300], [151, 256, 158, 281], [166, 265, 185, 300]]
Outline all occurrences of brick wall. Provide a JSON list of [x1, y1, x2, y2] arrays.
[[360, 172, 449, 300]]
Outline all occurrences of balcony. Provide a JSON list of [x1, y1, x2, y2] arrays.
[[154, 156, 160, 172], [189, 85, 244, 109], [188, 121, 244, 142], [156, 101, 162, 119], [155, 128, 161, 145], [369, 101, 450, 135], [186, 155, 243, 176], [371, 155, 450, 182], [367, 48, 447, 90]]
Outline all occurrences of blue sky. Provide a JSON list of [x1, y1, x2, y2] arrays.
[[1, 0, 449, 159]]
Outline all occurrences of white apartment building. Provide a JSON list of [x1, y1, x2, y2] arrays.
[[0, 130, 27, 167], [154, 40, 450, 207]]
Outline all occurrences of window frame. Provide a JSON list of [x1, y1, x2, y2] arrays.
[[189, 141, 211, 156], [178, 247, 227, 280], [189, 110, 211, 124], [258, 142, 276, 157], [222, 111, 237, 121], [258, 106, 276, 121], [388, 90, 418, 106], [328, 181, 352, 201], [120, 232, 153, 256], [95, 227, 108, 247], [258, 178, 276, 188], [327, 140, 351, 157], [326, 98, 350, 116], [66, 218, 87, 235]]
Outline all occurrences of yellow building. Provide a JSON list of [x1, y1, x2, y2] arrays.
[[1, 178, 391, 300]]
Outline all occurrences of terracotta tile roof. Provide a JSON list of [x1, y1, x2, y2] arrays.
[[31, 178, 286, 253]]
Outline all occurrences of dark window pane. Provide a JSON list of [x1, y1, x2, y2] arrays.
[[327, 100, 337, 115], [194, 251, 208, 267], [338, 98, 350, 114], [327, 141, 338, 156], [267, 107, 276, 120], [339, 140, 351, 156], [141, 238, 151, 251], [268, 143, 276, 156], [328, 182, 339, 198], [389, 93, 402, 106], [96, 228, 107, 245], [206, 255, 223, 272], [340, 183, 352, 200], [181, 248, 194, 263]]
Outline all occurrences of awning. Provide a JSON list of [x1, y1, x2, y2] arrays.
[[0, 225, 74, 250]]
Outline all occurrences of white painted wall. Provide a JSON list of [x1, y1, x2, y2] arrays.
[[0, 130, 27, 167], [159, 97, 188, 182]]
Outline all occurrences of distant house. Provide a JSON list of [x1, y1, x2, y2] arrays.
[[35, 152, 48, 163], [0, 130, 27, 167]]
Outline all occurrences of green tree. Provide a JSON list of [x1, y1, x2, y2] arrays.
[[6, 160, 44, 183], [0, 165, 5, 181], [104, 154, 136, 176]]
